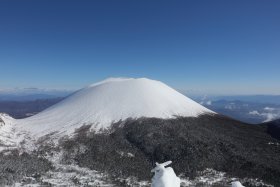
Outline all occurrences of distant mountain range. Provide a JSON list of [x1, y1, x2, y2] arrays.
[[0, 88, 72, 101], [0, 98, 64, 118], [191, 96, 280, 124], [191, 95, 280, 105]]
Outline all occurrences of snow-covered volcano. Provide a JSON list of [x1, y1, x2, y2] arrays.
[[15, 78, 214, 137], [1, 78, 280, 187]]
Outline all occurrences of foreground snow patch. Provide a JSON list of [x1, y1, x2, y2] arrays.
[[151, 161, 180, 187], [232, 181, 245, 187]]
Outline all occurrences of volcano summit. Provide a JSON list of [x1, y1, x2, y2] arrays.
[[15, 77, 214, 138]]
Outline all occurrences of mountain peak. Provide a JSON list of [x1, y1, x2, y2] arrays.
[[17, 77, 215, 137], [88, 77, 156, 87]]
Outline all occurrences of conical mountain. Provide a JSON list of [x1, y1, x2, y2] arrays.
[[18, 78, 214, 137]]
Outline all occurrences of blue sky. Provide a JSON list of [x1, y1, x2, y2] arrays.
[[0, 0, 280, 95]]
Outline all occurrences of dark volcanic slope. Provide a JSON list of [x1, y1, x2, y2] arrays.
[[61, 114, 280, 186], [262, 119, 280, 140]]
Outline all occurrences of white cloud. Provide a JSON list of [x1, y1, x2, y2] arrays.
[[249, 110, 280, 122], [249, 111, 260, 115], [264, 107, 275, 111], [263, 113, 278, 122]]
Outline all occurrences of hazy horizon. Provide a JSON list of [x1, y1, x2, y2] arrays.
[[1, 78, 280, 97]]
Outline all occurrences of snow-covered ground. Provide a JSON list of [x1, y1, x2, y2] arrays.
[[13, 151, 115, 186], [13, 165, 273, 187], [0, 113, 18, 151], [180, 168, 274, 187]]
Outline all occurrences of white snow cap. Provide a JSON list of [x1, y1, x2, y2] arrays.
[[17, 77, 215, 137], [232, 181, 245, 187], [151, 161, 180, 187]]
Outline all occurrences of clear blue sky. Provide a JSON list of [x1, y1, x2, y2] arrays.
[[0, 0, 279, 95]]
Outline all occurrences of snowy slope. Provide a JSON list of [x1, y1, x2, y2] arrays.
[[0, 113, 18, 151], [15, 78, 214, 138]]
